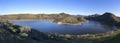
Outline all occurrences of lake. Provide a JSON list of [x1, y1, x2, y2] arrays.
[[11, 20, 117, 35]]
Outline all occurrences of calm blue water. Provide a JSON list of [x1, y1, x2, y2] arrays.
[[11, 20, 116, 35]]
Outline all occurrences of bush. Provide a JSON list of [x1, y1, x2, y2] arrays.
[[11, 29, 17, 33], [64, 34, 72, 39], [19, 33, 28, 37], [19, 26, 31, 33]]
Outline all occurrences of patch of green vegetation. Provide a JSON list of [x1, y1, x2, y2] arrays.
[[19, 26, 31, 33], [19, 33, 28, 37]]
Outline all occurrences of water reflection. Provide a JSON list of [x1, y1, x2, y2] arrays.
[[11, 20, 117, 35]]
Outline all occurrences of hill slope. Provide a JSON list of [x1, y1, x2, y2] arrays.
[[53, 16, 88, 25], [85, 12, 120, 27]]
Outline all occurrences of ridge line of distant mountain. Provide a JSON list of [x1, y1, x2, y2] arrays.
[[85, 12, 120, 28]]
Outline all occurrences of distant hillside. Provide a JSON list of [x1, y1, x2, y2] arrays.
[[53, 16, 88, 25], [0, 13, 70, 20], [96, 12, 120, 23], [85, 12, 120, 27]]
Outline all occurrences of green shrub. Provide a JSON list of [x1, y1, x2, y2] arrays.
[[64, 34, 72, 39], [19, 26, 31, 33], [19, 33, 28, 37], [11, 29, 17, 33]]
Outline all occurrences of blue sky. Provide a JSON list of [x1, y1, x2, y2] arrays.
[[0, 0, 120, 16]]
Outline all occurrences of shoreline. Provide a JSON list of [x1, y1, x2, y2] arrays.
[[8, 19, 54, 21], [9, 19, 89, 25]]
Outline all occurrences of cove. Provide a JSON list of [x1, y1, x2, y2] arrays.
[[11, 20, 117, 35]]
